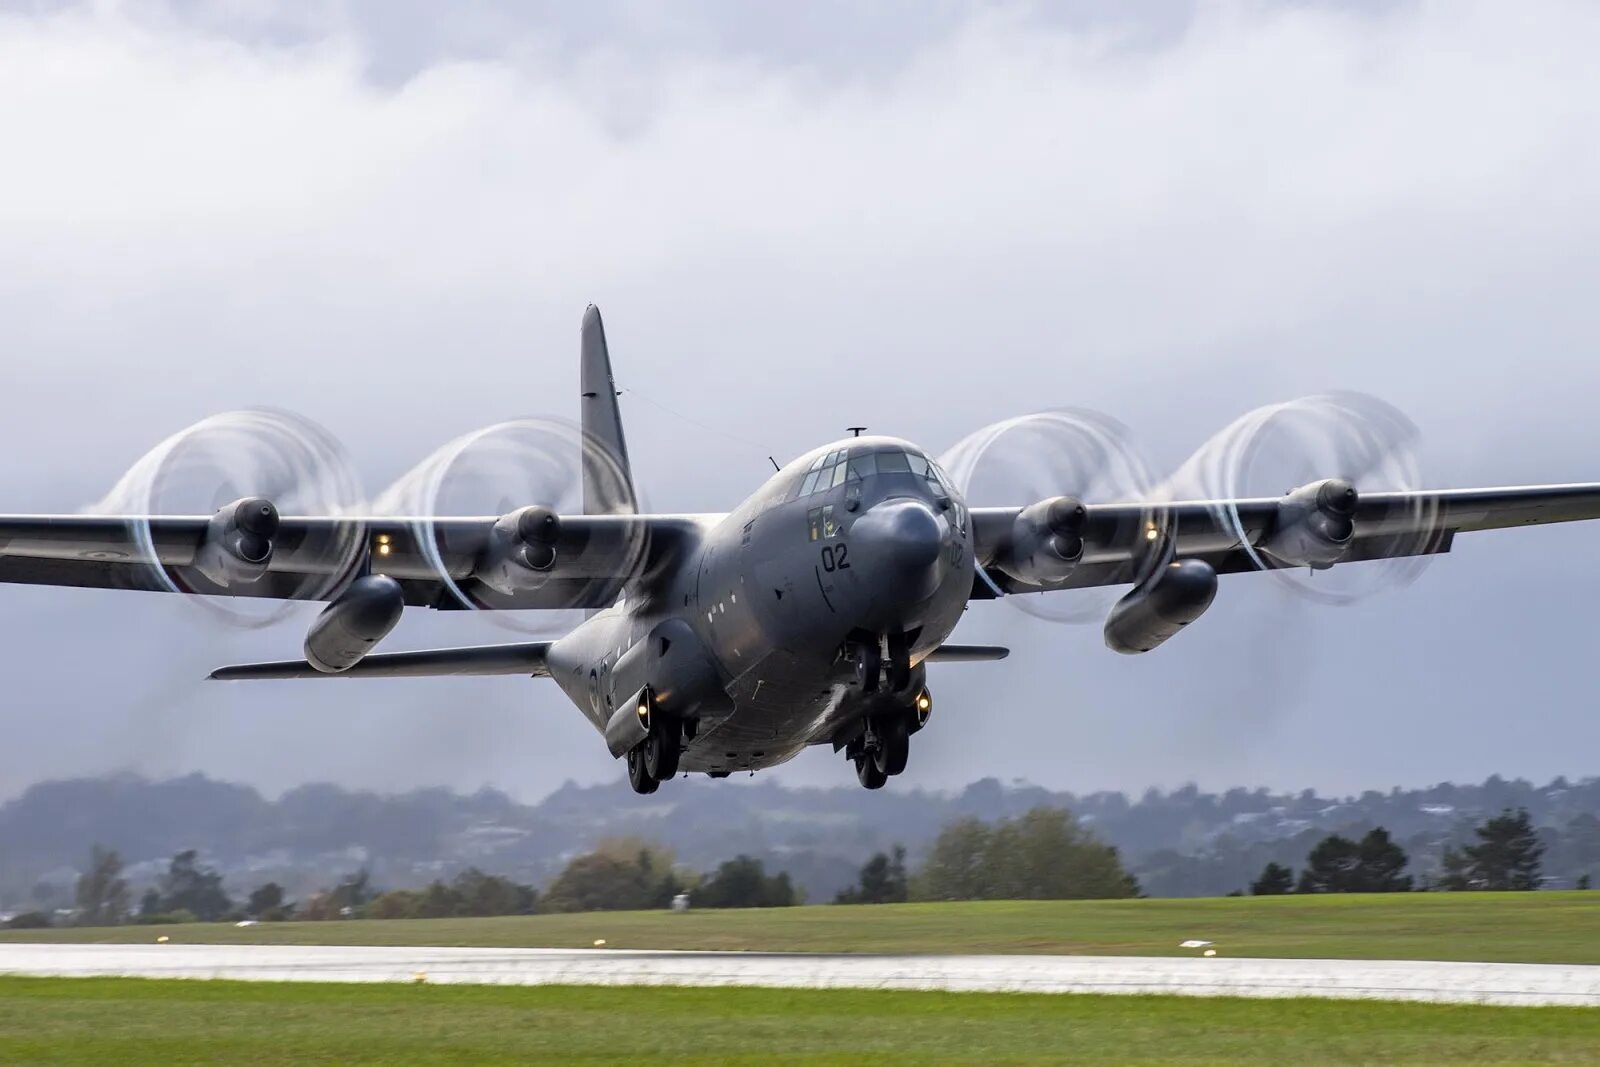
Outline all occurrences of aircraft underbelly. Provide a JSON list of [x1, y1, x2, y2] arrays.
[[678, 647, 841, 773]]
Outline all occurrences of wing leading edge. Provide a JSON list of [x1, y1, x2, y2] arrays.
[[970, 483, 1600, 595], [210, 641, 552, 680], [0, 512, 712, 609]]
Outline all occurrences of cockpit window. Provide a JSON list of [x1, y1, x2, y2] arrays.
[[790, 446, 949, 501], [875, 449, 946, 489], [807, 504, 839, 540], [793, 449, 855, 499]]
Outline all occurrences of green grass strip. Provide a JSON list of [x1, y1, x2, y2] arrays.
[[7, 893, 1600, 965], [1, 976, 1598, 1065]]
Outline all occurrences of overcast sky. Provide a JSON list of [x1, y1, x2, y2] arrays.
[[1, 0, 1598, 802]]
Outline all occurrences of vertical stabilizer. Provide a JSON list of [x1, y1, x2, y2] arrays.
[[579, 305, 637, 516]]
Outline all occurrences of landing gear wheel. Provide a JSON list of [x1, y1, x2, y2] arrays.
[[874, 717, 910, 777], [855, 752, 888, 790], [626, 747, 659, 795], [855, 641, 881, 693], [886, 631, 912, 693], [644, 726, 681, 781]]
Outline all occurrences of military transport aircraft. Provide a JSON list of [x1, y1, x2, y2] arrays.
[[2, 306, 1598, 793]]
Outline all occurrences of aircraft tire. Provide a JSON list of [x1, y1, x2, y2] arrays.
[[627, 747, 659, 795], [644, 727, 681, 781], [874, 717, 910, 777], [855, 642, 881, 693], [855, 753, 887, 790], [885, 632, 912, 693]]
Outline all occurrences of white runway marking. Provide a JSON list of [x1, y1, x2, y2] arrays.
[[1, 944, 1597, 1006]]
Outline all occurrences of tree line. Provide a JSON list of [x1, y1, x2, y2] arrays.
[[6, 805, 1565, 929], [6, 805, 1140, 927], [11, 772, 1600, 907], [1247, 809, 1550, 895]]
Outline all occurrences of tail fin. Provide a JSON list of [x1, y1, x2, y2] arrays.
[[579, 305, 637, 516]]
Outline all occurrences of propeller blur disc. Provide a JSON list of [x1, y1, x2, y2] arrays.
[[1162, 392, 1436, 605], [370, 417, 644, 633], [941, 409, 1171, 623], [90, 409, 366, 628]]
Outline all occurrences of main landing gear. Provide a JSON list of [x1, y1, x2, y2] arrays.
[[847, 687, 932, 790], [850, 631, 913, 696], [626, 718, 684, 795]]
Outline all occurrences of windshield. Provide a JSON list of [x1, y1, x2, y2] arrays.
[[789, 447, 949, 500]]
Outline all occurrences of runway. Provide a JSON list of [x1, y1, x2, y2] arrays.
[[2, 944, 1598, 1005]]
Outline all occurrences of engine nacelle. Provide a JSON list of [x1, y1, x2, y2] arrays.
[[1104, 559, 1218, 655], [193, 497, 278, 587], [303, 574, 405, 673], [475, 505, 561, 596], [994, 496, 1087, 586], [1261, 479, 1358, 568]]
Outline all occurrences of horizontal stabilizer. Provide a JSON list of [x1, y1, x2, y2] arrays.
[[209, 642, 552, 680], [924, 644, 1010, 663]]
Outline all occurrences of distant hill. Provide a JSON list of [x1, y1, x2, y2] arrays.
[[3, 772, 1599, 910]]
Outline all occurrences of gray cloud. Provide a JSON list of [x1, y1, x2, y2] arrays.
[[0, 0, 1597, 801]]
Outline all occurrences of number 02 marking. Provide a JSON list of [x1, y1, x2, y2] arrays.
[[820, 544, 850, 572]]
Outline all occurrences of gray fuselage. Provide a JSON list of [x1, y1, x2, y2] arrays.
[[546, 436, 974, 774]]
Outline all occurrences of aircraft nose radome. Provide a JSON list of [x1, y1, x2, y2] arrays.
[[853, 499, 944, 571]]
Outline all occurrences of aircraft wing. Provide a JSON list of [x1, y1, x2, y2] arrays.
[[210, 641, 552, 680], [0, 512, 712, 610], [970, 483, 1600, 594]]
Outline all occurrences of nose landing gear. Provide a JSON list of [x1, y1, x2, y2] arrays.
[[846, 685, 931, 790], [847, 630, 916, 696]]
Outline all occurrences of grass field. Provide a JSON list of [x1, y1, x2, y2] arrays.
[[4, 892, 1599, 964], [0, 977, 1597, 1066]]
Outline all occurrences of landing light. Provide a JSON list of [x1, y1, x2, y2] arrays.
[[1145, 526, 1159, 542]]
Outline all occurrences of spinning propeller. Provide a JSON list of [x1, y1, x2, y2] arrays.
[[90, 409, 366, 627], [370, 417, 646, 633], [941, 409, 1171, 623], [1160, 392, 1436, 605], [942, 394, 1435, 626]]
